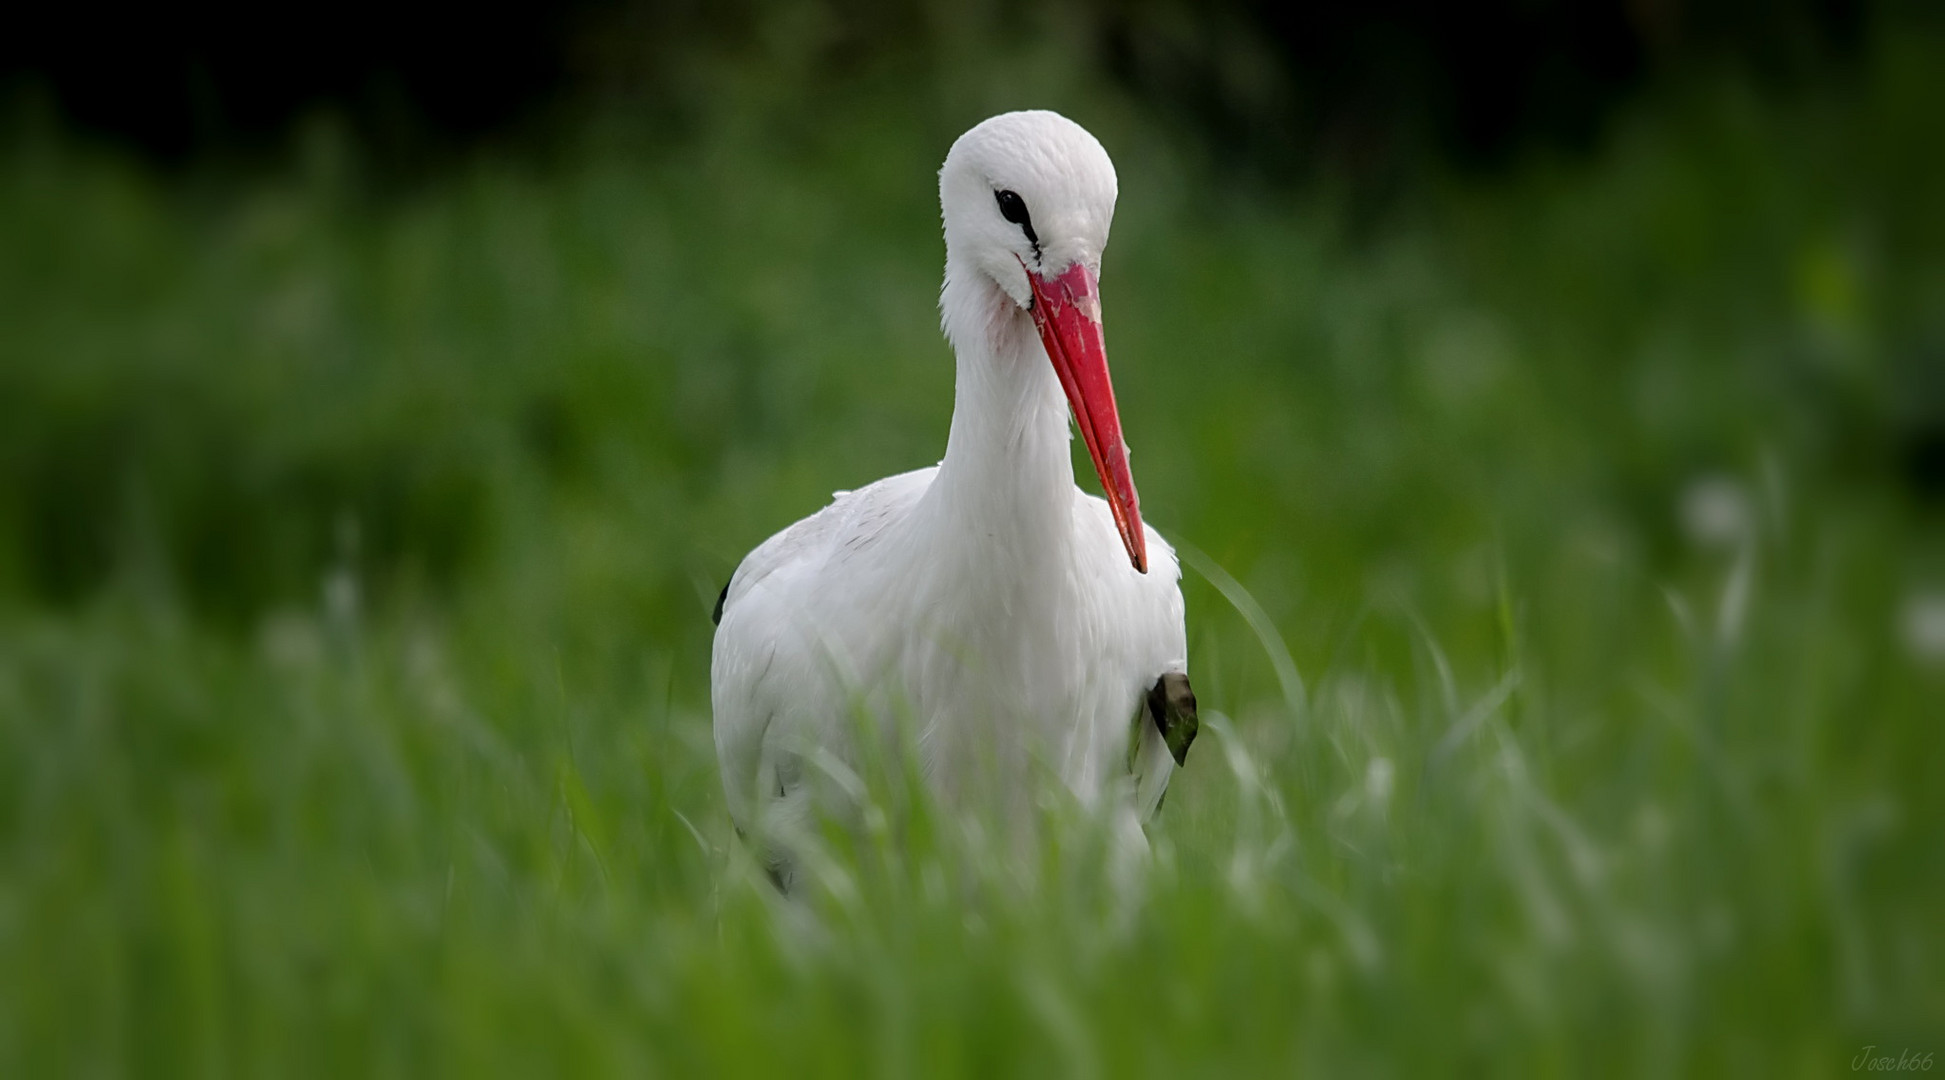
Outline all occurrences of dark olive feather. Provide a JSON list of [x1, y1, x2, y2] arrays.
[[1148, 672, 1199, 767]]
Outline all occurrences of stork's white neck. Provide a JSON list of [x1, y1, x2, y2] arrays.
[[920, 258, 1075, 565]]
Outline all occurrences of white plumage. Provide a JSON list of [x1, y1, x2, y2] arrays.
[[711, 111, 1191, 889]]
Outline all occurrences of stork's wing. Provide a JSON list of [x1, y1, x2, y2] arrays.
[[1071, 494, 1191, 821], [715, 467, 937, 622], [709, 467, 937, 836]]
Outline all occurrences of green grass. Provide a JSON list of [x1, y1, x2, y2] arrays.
[[2, 30, 1943, 1076]]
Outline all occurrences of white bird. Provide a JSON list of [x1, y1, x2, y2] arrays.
[[711, 110, 1197, 890]]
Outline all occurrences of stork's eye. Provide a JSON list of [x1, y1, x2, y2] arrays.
[[994, 189, 1038, 249], [995, 189, 1029, 226]]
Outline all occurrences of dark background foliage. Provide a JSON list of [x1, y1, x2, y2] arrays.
[[5, 0, 1876, 171]]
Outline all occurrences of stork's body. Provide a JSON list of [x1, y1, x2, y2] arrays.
[[711, 112, 1195, 888]]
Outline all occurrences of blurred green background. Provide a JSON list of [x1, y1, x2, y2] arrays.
[[3, 1, 1942, 1074]]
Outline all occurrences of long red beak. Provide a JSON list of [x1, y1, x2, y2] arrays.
[[1027, 261, 1147, 574]]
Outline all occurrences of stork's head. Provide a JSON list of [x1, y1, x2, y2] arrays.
[[940, 110, 1117, 308], [938, 111, 1146, 573]]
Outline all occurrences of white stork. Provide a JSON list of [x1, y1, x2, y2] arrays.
[[711, 110, 1197, 890]]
